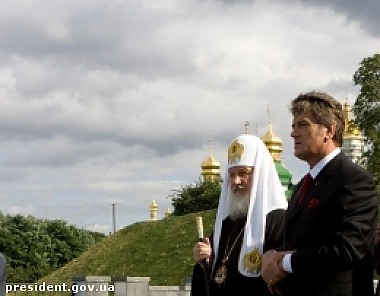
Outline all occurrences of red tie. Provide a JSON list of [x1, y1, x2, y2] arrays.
[[297, 173, 312, 204]]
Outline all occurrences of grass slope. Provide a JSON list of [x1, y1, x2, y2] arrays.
[[40, 210, 216, 286]]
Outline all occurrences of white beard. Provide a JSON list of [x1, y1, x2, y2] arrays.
[[227, 190, 250, 220]]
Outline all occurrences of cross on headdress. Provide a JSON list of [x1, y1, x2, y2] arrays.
[[244, 121, 250, 134]]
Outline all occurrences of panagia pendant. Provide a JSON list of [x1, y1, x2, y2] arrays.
[[214, 265, 227, 285]]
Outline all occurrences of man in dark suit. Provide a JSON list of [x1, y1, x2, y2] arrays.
[[261, 91, 378, 296]]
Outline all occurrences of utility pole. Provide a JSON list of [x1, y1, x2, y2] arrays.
[[111, 203, 116, 234]]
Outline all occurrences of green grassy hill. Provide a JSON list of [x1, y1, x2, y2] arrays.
[[40, 210, 216, 286]]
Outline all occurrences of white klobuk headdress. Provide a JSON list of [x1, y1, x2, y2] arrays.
[[212, 134, 288, 277]]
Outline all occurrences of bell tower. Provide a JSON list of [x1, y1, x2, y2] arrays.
[[149, 199, 158, 221], [341, 99, 364, 164]]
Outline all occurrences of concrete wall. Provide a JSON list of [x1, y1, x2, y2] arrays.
[[72, 276, 190, 296]]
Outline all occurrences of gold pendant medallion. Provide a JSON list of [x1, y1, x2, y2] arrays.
[[214, 265, 227, 285], [243, 247, 261, 273]]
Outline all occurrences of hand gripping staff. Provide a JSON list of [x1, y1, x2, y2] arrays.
[[196, 216, 210, 296]]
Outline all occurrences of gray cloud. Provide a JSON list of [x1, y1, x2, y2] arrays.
[[219, 0, 380, 36], [0, 0, 378, 233], [294, 0, 380, 37]]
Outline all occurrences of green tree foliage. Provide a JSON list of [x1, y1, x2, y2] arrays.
[[352, 53, 380, 181], [169, 178, 222, 215], [0, 213, 105, 282]]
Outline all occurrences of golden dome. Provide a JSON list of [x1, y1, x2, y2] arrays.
[[149, 199, 158, 211], [164, 208, 172, 217], [201, 155, 220, 168], [261, 124, 283, 162], [201, 137, 221, 180], [344, 123, 362, 138], [343, 101, 362, 139]]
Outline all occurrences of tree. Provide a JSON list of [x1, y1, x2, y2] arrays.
[[169, 177, 222, 215], [0, 213, 105, 282], [352, 53, 380, 181]]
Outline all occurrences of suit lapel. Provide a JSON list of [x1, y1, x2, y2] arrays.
[[286, 153, 344, 221]]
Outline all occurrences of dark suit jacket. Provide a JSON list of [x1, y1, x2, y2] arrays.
[[281, 152, 378, 296]]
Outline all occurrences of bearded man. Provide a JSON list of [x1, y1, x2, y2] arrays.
[[191, 133, 288, 296]]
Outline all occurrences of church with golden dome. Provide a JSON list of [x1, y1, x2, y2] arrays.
[[261, 123, 293, 198], [199, 100, 364, 201], [148, 99, 364, 219], [201, 137, 221, 182], [341, 100, 365, 164]]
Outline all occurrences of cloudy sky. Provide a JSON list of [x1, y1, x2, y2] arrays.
[[0, 0, 379, 234]]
